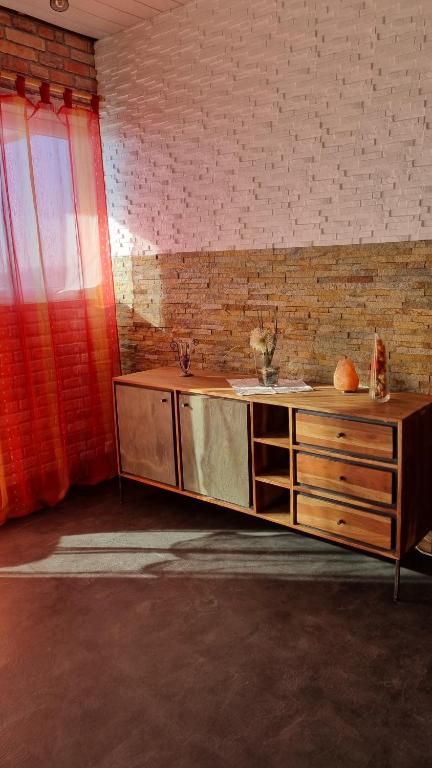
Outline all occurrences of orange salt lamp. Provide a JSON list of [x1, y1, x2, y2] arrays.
[[333, 356, 359, 393]]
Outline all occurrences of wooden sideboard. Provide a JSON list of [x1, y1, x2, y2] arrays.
[[113, 367, 432, 599]]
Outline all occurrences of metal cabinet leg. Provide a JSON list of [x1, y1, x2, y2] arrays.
[[118, 474, 124, 505], [393, 559, 400, 602]]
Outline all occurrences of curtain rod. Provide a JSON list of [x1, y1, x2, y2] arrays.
[[0, 70, 105, 105]]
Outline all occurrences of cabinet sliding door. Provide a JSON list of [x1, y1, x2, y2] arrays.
[[179, 394, 251, 507], [115, 384, 177, 486]]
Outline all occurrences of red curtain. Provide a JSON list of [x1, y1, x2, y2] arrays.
[[0, 92, 120, 524]]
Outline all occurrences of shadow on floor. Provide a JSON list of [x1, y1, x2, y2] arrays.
[[0, 479, 431, 768], [0, 479, 431, 592]]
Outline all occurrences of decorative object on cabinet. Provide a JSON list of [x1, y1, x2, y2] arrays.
[[228, 378, 312, 396], [250, 308, 279, 386], [333, 356, 360, 393], [370, 333, 390, 402], [170, 338, 198, 376], [113, 367, 432, 601]]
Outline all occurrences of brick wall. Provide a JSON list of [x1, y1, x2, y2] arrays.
[[96, 0, 432, 392], [0, 5, 96, 94], [117, 241, 432, 394], [97, 0, 432, 253]]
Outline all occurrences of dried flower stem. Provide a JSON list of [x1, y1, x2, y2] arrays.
[[250, 307, 279, 367]]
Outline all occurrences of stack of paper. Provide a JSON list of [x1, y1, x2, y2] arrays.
[[227, 378, 313, 396]]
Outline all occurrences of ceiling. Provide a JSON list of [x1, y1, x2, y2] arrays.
[[3, 0, 188, 39]]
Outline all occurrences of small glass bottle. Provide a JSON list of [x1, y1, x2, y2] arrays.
[[369, 333, 390, 402]]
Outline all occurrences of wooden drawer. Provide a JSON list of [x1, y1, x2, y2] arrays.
[[296, 453, 394, 505], [295, 493, 392, 550], [295, 411, 395, 460]]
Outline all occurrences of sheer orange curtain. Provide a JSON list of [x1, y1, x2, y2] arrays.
[[0, 89, 120, 524]]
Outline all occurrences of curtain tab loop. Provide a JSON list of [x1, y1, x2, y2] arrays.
[[63, 88, 73, 109], [39, 82, 51, 104], [91, 94, 100, 115], [16, 75, 26, 97]]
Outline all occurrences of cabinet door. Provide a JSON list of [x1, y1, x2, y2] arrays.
[[179, 394, 251, 507], [115, 384, 177, 486]]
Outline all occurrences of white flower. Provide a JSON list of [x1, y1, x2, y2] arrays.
[[250, 309, 279, 366], [250, 328, 269, 353]]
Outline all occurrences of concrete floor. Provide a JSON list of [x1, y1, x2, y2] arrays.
[[0, 479, 431, 768]]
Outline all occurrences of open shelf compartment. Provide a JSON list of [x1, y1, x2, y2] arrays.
[[252, 402, 290, 445], [254, 443, 290, 488], [255, 483, 291, 526]]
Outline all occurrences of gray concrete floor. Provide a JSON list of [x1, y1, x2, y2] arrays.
[[0, 479, 431, 768]]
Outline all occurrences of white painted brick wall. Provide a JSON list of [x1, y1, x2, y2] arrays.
[[96, 0, 432, 255]]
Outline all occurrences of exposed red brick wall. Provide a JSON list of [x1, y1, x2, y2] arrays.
[[0, 5, 96, 95]]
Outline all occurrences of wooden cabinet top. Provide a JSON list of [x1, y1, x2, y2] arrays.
[[113, 367, 432, 423]]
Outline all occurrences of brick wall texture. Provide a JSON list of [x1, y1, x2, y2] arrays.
[[115, 241, 432, 393], [96, 0, 432, 391], [97, 0, 432, 252], [0, 6, 96, 95]]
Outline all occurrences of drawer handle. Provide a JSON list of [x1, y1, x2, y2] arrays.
[[336, 432, 346, 438], [160, 398, 168, 403], [339, 475, 347, 482], [337, 519, 346, 526], [181, 403, 190, 408]]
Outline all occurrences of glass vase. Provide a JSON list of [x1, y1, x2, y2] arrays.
[[369, 333, 390, 402], [170, 339, 197, 377], [257, 365, 279, 387]]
